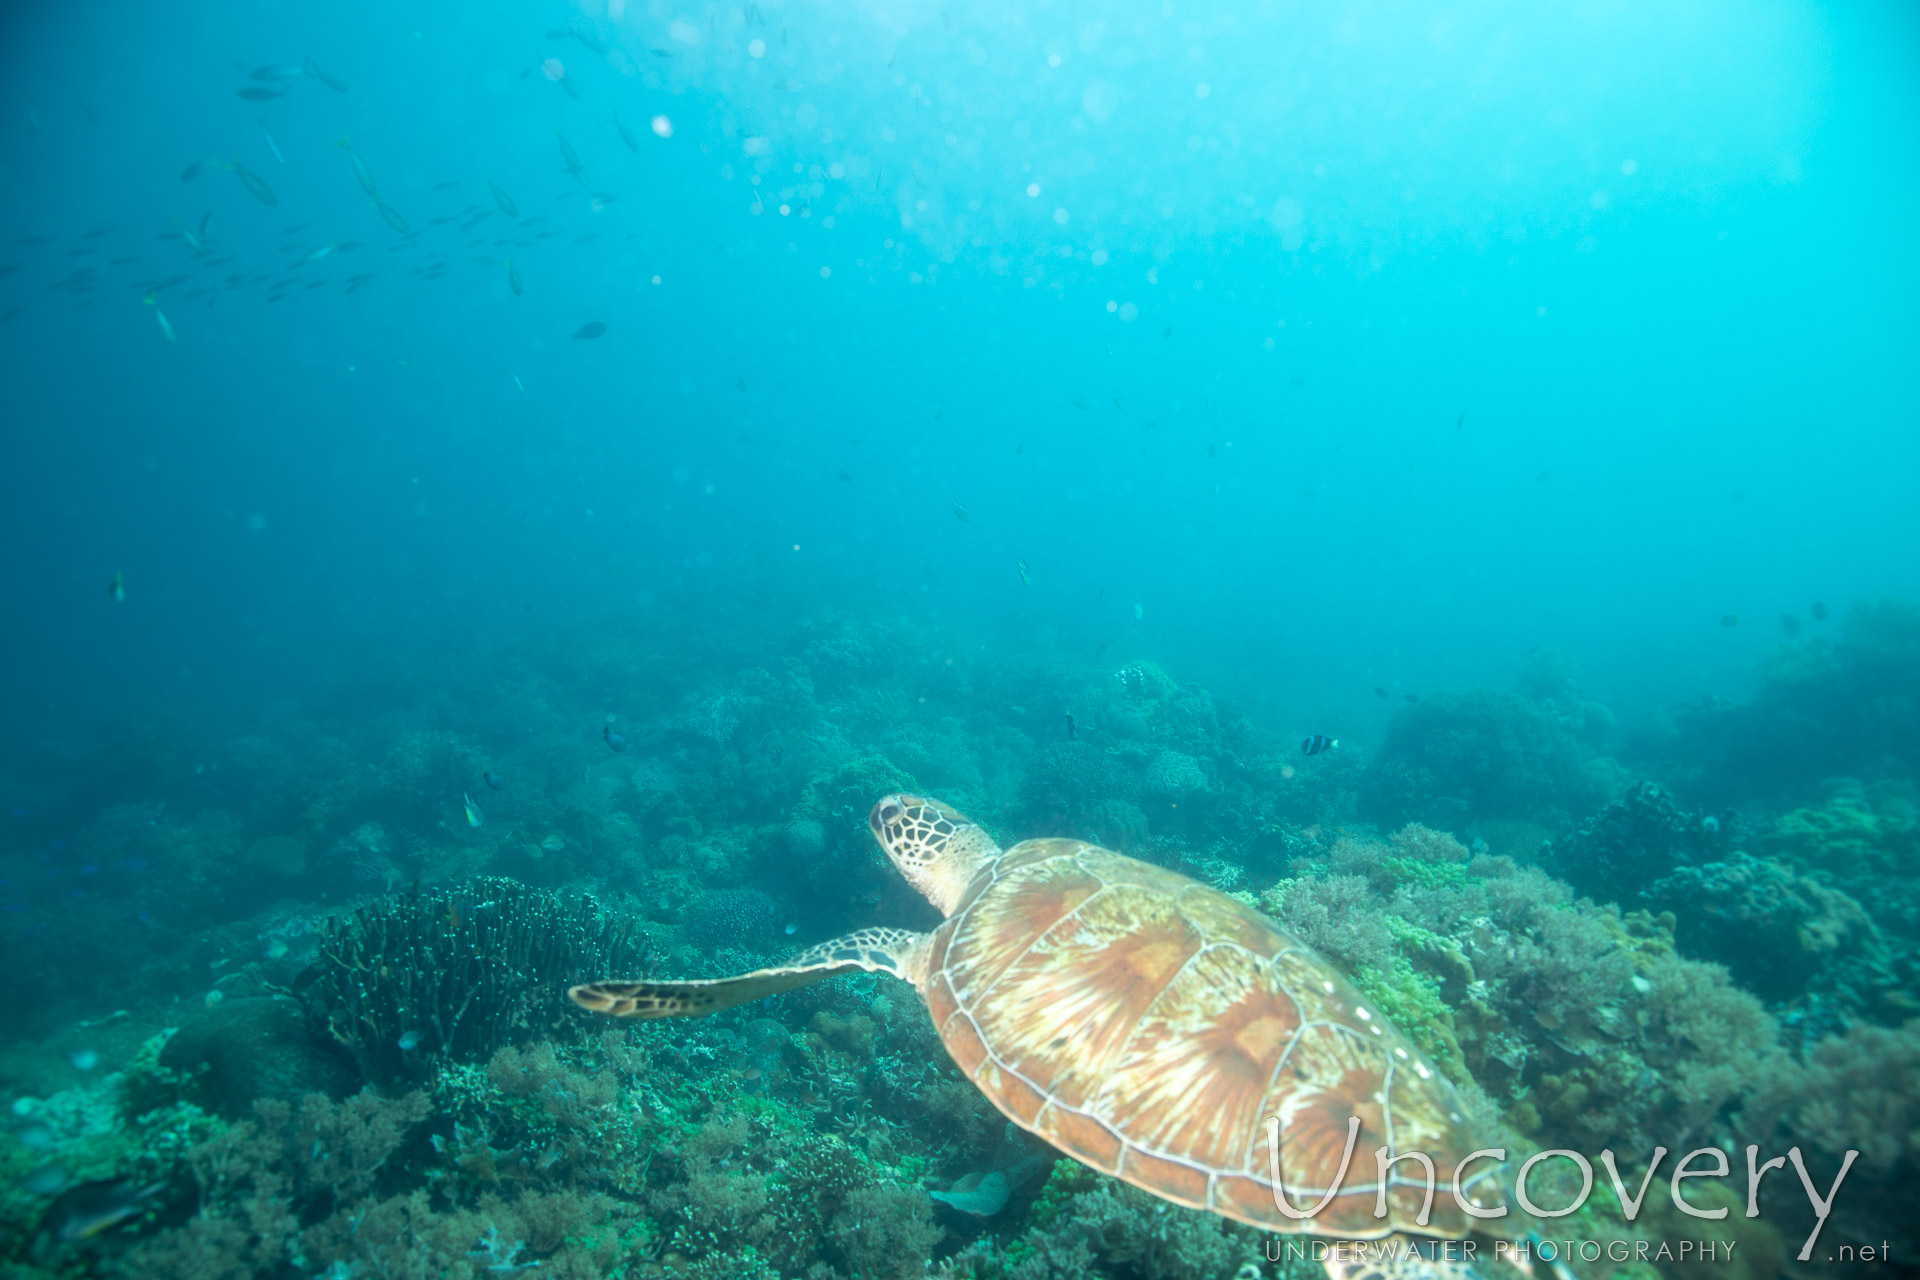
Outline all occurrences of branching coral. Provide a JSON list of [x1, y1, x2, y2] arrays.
[[307, 877, 649, 1085]]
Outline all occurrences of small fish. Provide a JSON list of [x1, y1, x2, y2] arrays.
[[256, 117, 285, 164], [483, 770, 507, 790], [296, 243, 334, 265], [337, 138, 379, 198], [68, 1049, 98, 1072], [1374, 687, 1389, 698], [144, 293, 176, 343], [375, 201, 410, 234], [1065, 713, 1077, 741], [1780, 613, 1802, 637], [1403, 693, 1419, 703], [228, 161, 277, 205], [180, 161, 203, 182], [238, 87, 286, 101], [40, 1178, 166, 1244], [1301, 734, 1337, 756], [303, 57, 348, 92], [540, 833, 565, 851], [1133, 602, 1143, 621], [507, 259, 521, 296], [397, 1029, 424, 1051], [1016, 558, 1030, 586], [250, 66, 296, 81], [603, 724, 628, 752], [1455, 411, 1465, 430], [556, 133, 586, 183], [178, 212, 212, 253], [512, 373, 524, 391], [462, 792, 484, 828], [1811, 601, 1829, 621], [951, 501, 970, 522], [488, 180, 517, 217], [613, 119, 640, 151], [1720, 614, 1740, 628], [572, 320, 606, 340], [109, 572, 125, 602]]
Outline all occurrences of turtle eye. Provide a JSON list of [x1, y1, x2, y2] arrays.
[[879, 803, 902, 824]]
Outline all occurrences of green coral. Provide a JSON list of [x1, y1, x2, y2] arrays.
[[1350, 954, 1465, 1077]]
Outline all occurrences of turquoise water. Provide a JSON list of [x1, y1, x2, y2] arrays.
[[2, 1, 1916, 1276]]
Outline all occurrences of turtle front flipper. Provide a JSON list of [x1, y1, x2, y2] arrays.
[[570, 926, 929, 1020]]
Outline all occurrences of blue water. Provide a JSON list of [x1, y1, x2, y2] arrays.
[[2, 0, 1917, 1274], [4, 0, 1915, 747]]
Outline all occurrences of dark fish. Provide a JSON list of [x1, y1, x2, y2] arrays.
[[238, 87, 286, 101], [507, 260, 521, 296], [488, 181, 517, 217], [38, 1178, 166, 1244], [1403, 694, 1419, 703], [603, 724, 627, 752], [572, 321, 606, 340], [836, 470, 851, 482], [1455, 411, 1465, 430], [1374, 687, 1388, 698], [1811, 601, 1829, 621], [556, 133, 585, 183], [303, 58, 348, 92], [951, 501, 970, 522], [1780, 613, 1801, 637], [1301, 734, 1337, 756], [1720, 614, 1740, 628], [230, 161, 277, 205], [483, 770, 506, 790], [614, 119, 640, 151], [180, 161, 203, 182], [1065, 713, 1076, 741], [250, 66, 291, 81], [375, 201, 410, 234]]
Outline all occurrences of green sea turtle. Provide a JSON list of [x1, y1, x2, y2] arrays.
[[573, 795, 1515, 1277]]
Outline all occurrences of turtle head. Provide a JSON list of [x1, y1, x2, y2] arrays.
[[869, 794, 1000, 916]]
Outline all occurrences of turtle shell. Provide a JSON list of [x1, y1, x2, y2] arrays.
[[920, 838, 1493, 1238]]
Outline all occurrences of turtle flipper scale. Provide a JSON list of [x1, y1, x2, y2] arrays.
[[570, 926, 927, 1020]]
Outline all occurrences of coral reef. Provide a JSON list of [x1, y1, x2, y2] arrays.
[[1266, 827, 1782, 1156], [8, 602, 1920, 1278], [306, 877, 650, 1085], [1358, 688, 1617, 834]]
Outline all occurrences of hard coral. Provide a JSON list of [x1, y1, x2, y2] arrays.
[[307, 877, 648, 1085], [1358, 688, 1611, 832], [1018, 742, 1139, 838]]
